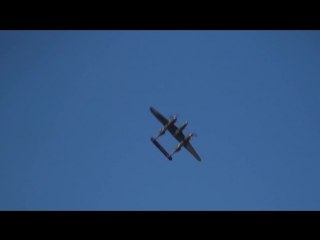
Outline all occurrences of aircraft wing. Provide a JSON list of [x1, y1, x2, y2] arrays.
[[183, 142, 201, 161], [150, 107, 169, 126]]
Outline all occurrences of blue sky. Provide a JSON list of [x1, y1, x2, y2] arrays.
[[1, 30, 319, 210]]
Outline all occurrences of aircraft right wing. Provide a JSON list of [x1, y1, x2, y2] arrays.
[[150, 107, 169, 126], [184, 142, 201, 161]]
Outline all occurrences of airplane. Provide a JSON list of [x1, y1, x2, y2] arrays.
[[150, 107, 201, 161]]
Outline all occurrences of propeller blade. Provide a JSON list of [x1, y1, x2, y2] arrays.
[[189, 131, 198, 137]]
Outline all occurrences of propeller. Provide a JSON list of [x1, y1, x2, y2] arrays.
[[189, 130, 198, 138]]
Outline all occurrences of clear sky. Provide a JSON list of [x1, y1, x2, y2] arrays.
[[1, 30, 320, 210]]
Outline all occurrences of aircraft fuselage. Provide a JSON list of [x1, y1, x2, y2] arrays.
[[174, 121, 188, 136]]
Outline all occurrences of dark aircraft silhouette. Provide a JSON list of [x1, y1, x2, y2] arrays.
[[150, 107, 201, 161]]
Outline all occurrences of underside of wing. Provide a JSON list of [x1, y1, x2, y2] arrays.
[[150, 107, 169, 126], [184, 142, 201, 161], [168, 125, 185, 142]]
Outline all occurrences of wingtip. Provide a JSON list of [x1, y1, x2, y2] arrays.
[[150, 107, 158, 115]]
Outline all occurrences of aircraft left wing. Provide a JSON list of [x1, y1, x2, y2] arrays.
[[150, 107, 169, 126], [184, 142, 201, 161]]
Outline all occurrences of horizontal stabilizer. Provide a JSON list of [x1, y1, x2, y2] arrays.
[[151, 138, 172, 160]]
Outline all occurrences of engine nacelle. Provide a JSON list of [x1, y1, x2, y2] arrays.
[[159, 129, 165, 136], [175, 142, 183, 152], [184, 133, 193, 142], [174, 121, 188, 136], [167, 116, 177, 127]]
